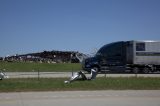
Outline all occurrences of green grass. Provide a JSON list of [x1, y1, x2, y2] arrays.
[[0, 77, 160, 92], [0, 61, 81, 72]]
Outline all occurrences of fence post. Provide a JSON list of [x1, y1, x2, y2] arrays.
[[38, 70, 40, 81], [135, 73, 138, 78], [72, 67, 73, 76]]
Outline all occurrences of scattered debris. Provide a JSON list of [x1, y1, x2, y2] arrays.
[[0, 72, 9, 80], [64, 69, 98, 84]]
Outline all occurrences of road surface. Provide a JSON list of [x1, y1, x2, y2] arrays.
[[5, 72, 160, 78], [0, 90, 160, 106]]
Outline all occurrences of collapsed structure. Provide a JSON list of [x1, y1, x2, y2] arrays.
[[3, 50, 86, 63]]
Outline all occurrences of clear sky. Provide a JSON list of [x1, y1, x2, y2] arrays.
[[0, 0, 160, 57]]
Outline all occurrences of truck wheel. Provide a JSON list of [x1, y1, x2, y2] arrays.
[[143, 67, 149, 74], [133, 67, 139, 74]]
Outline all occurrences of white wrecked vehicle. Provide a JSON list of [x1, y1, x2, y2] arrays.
[[0, 72, 9, 80], [64, 69, 97, 84]]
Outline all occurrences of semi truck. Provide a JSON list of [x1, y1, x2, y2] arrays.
[[82, 40, 160, 73]]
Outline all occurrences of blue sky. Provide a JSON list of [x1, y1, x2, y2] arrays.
[[0, 0, 160, 57]]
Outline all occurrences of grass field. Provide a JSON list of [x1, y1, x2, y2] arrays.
[[0, 61, 81, 72], [0, 77, 160, 92]]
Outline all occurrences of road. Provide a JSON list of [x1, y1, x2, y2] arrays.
[[0, 90, 160, 106], [5, 72, 160, 78]]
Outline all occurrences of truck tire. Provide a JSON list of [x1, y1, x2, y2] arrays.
[[133, 67, 139, 74], [143, 67, 149, 74]]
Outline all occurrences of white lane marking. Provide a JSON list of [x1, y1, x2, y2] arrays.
[[0, 94, 126, 100], [105, 94, 111, 97]]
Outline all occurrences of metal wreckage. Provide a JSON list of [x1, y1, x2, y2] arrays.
[[0, 71, 9, 80], [64, 69, 98, 84]]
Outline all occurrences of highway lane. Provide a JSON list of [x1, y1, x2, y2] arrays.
[[0, 90, 160, 106], [4, 72, 160, 78]]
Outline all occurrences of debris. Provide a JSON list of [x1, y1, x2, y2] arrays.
[[0, 72, 9, 80], [64, 69, 97, 84], [90, 69, 98, 80]]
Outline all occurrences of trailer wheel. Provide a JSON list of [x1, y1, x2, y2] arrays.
[[133, 67, 139, 74], [143, 67, 149, 74]]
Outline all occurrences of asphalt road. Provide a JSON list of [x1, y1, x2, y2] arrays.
[[5, 72, 160, 78], [0, 90, 160, 106]]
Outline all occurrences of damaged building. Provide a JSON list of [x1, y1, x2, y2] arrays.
[[3, 50, 83, 63]]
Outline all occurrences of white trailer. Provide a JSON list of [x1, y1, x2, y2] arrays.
[[132, 41, 160, 65], [127, 40, 160, 73]]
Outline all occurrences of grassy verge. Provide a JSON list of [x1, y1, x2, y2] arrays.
[[0, 61, 81, 72], [0, 77, 160, 92]]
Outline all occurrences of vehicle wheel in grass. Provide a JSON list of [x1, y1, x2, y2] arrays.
[[133, 67, 139, 74], [143, 67, 150, 74]]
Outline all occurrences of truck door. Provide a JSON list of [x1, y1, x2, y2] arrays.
[[126, 41, 134, 64]]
